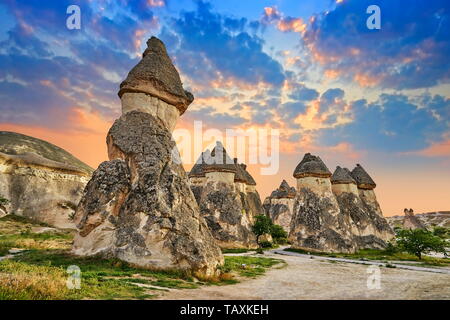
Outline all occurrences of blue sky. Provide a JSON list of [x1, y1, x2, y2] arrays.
[[0, 0, 449, 214]]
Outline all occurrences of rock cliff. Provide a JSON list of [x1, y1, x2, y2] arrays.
[[0, 131, 92, 228]]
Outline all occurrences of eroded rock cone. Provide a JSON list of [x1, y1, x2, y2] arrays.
[[73, 112, 223, 276], [196, 143, 257, 249], [264, 180, 296, 233], [289, 153, 356, 253], [331, 167, 394, 249]]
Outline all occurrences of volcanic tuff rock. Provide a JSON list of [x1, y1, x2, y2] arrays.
[[72, 37, 223, 277], [403, 208, 427, 230], [189, 143, 258, 249], [288, 153, 395, 253], [290, 154, 356, 253], [118, 37, 193, 114], [264, 180, 296, 233], [0, 131, 92, 228]]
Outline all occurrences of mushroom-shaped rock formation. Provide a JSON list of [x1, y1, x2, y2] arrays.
[[293, 153, 332, 194], [289, 153, 356, 253], [403, 208, 427, 230], [118, 37, 194, 132], [332, 165, 394, 248], [0, 131, 92, 228], [72, 37, 223, 277], [331, 166, 358, 196], [264, 180, 297, 233], [193, 143, 257, 249], [350, 164, 383, 216], [203, 142, 237, 183]]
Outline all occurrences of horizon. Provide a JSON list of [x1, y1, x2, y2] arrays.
[[0, 0, 449, 216]]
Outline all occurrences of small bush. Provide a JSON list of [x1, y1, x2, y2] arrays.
[[259, 241, 273, 248]]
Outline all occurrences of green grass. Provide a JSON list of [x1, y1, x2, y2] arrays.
[[285, 248, 450, 266], [221, 248, 252, 254], [0, 215, 282, 300], [220, 256, 285, 278]]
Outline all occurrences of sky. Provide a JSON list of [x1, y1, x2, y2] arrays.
[[0, 0, 449, 216]]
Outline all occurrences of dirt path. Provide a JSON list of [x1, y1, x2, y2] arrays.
[[158, 251, 450, 300]]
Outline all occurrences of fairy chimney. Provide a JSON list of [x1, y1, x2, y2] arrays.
[[203, 141, 236, 184], [264, 180, 297, 233], [331, 166, 358, 196], [73, 37, 223, 277], [118, 36, 193, 132], [293, 153, 333, 195], [351, 164, 383, 216], [289, 153, 356, 253]]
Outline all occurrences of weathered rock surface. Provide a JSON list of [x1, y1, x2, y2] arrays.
[[194, 144, 258, 249], [73, 111, 223, 276], [0, 131, 92, 228], [264, 180, 296, 233], [198, 180, 256, 249], [331, 166, 394, 248], [290, 187, 356, 253], [289, 154, 394, 253]]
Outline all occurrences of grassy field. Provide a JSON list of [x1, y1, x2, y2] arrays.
[[0, 215, 282, 300], [285, 248, 450, 267]]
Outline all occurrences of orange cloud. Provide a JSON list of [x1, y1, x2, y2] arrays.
[[414, 138, 450, 157]]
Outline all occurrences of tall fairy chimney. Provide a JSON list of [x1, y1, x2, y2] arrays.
[[350, 164, 383, 216], [118, 37, 194, 132]]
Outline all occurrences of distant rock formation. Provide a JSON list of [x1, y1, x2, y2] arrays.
[[0, 131, 92, 228], [188, 142, 260, 249], [403, 208, 427, 230], [72, 37, 223, 277], [288, 153, 394, 253], [264, 180, 296, 233], [387, 211, 450, 229]]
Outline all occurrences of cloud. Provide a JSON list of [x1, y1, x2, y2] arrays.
[[262, 6, 307, 34], [302, 0, 450, 89], [318, 93, 449, 153], [159, 1, 285, 88]]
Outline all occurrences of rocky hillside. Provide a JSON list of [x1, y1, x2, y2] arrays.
[[0, 131, 93, 228], [0, 131, 93, 175], [387, 211, 450, 229]]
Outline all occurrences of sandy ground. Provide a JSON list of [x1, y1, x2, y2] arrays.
[[158, 251, 450, 300]]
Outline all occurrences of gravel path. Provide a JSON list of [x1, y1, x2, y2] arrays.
[[159, 250, 450, 300]]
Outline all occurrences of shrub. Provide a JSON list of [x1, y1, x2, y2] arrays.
[[270, 224, 288, 244], [433, 227, 449, 239], [251, 215, 272, 247], [259, 241, 273, 248], [396, 228, 448, 259]]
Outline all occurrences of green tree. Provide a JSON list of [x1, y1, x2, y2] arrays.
[[396, 229, 448, 259], [252, 215, 272, 247], [270, 224, 288, 244], [433, 227, 449, 239]]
